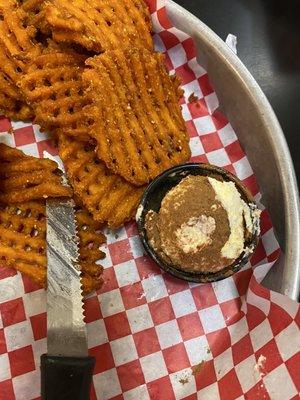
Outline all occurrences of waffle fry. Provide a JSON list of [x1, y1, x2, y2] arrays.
[[75, 204, 106, 263], [0, 75, 33, 120], [58, 135, 144, 228], [18, 50, 90, 138], [0, 41, 33, 120], [26, 0, 153, 53], [0, 144, 72, 204], [20, 0, 50, 35], [0, 201, 105, 294], [83, 48, 191, 186], [0, 6, 39, 67], [0, 4, 40, 119], [0, 0, 18, 14]]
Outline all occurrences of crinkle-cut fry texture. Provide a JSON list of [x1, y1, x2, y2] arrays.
[[83, 48, 191, 186], [0, 97, 33, 120], [0, 7, 39, 55], [0, 144, 72, 204], [0, 60, 33, 121], [58, 135, 144, 228], [18, 51, 90, 139], [0, 0, 18, 14], [20, 0, 50, 35], [0, 201, 105, 294], [0, 49, 33, 120], [0, 7, 40, 72], [75, 205, 106, 263], [0, 41, 33, 120], [0, 68, 33, 120], [34, 0, 153, 53], [0, 0, 26, 15], [0, 6, 39, 120]]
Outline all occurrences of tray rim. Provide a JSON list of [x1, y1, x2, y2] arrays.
[[166, 0, 300, 300]]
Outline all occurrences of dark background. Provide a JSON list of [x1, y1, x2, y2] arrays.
[[175, 0, 300, 184]]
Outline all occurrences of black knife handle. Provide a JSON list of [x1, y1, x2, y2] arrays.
[[41, 354, 95, 400]]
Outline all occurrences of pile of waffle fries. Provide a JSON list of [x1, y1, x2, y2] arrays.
[[0, 0, 191, 293]]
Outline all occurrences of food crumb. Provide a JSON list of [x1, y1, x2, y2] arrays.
[[188, 92, 199, 103], [254, 355, 266, 378], [192, 361, 205, 376], [137, 292, 146, 300], [179, 378, 189, 385]]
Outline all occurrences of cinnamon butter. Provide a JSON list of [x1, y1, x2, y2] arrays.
[[144, 175, 260, 273]]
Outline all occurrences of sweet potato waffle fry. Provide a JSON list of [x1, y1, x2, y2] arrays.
[[0, 144, 72, 204], [0, 0, 17, 14], [0, 3, 40, 119], [20, 0, 50, 35], [0, 76, 32, 121], [0, 200, 105, 294], [83, 48, 191, 186], [18, 50, 90, 138], [26, 0, 153, 53], [58, 135, 144, 228]]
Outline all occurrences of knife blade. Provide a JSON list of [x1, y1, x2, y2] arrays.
[[41, 154, 95, 400], [46, 198, 87, 357]]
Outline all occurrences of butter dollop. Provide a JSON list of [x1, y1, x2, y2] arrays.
[[175, 215, 216, 254], [208, 177, 252, 260]]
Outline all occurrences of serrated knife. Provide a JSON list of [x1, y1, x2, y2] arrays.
[[41, 154, 95, 400]]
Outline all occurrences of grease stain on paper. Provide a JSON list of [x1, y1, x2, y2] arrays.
[[192, 360, 205, 376]]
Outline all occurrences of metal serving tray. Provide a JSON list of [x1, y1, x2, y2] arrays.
[[167, 0, 300, 301]]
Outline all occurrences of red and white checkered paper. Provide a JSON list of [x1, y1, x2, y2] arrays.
[[0, 1, 299, 399]]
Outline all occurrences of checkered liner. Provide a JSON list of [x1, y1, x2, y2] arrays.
[[0, 1, 299, 399]]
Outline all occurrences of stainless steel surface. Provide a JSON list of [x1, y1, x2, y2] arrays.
[[167, 0, 300, 300], [46, 199, 88, 357]]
